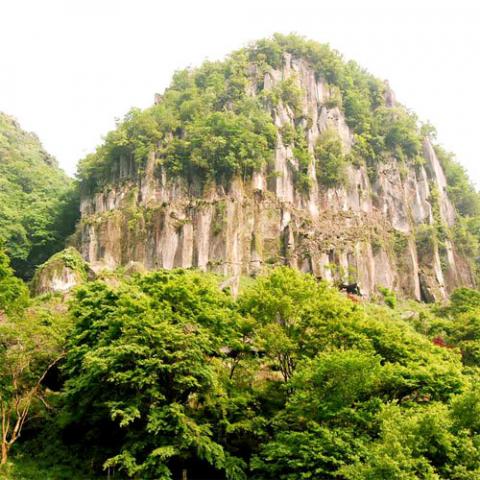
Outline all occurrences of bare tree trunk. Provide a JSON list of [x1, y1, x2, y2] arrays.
[[1, 404, 9, 465], [1, 441, 8, 465], [182, 468, 188, 480], [0, 355, 64, 467]]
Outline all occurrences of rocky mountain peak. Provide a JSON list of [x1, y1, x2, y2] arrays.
[[73, 34, 476, 301]]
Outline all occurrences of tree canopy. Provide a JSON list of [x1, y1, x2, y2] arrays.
[[2, 267, 479, 479]]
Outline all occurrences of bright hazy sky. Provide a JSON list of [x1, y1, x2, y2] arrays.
[[1, 0, 479, 185]]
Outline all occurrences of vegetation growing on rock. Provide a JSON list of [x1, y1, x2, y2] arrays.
[[30, 247, 89, 295], [434, 144, 480, 274], [315, 129, 347, 187], [3, 33, 480, 480], [75, 33, 480, 285], [76, 34, 424, 194]]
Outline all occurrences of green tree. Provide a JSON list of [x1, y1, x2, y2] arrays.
[[374, 107, 421, 159], [0, 249, 28, 315], [315, 129, 347, 188], [247, 269, 466, 479], [62, 275, 246, 479], [448, 288, 480, 314], [0, 264, 67, 466]]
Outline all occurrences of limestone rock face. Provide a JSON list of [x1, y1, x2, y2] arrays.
[[76, 55, 474, 301], [30, 247, 90, 295]]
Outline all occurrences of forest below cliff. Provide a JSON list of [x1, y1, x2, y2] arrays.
[[2, 34, 480, 479], [4, 254, 480, 479]]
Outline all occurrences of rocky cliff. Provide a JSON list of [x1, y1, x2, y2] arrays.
[[74, 35, 475, 301]]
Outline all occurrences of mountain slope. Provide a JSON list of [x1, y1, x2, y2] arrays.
[[0, 113, 79, 278], [75, 34, 479, 300]]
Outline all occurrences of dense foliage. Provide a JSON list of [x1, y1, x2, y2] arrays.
[[3, 32, 480, 480], [78, 57, 277, 191], [0, 249, 28, 315], [0, 113, 80, 279], [76, 34, 425, 194], [0, 250, 69, 468], [3, 266, 480, 479]]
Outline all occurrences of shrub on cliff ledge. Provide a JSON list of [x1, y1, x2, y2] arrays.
[[77, 55, 277, 191], [77, 34, 427, 196], [315, 129, 347, 187]]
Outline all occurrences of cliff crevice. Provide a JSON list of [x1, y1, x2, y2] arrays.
[[75, 43, 475, 300]]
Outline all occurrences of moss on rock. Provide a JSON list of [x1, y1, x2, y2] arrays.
[[30, 247, 90, 296]]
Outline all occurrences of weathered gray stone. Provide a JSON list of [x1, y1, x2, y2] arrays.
[[76, 58, 474, 301], [30, 247, 91, 295]]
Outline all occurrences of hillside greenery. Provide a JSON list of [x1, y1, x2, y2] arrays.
[[76, 34, 425, 193], [0, 113, 80, 279], [2, 33, 480, 480], [2, 260, 480, 479]]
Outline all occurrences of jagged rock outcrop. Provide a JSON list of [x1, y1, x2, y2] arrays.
[[30, 247, 92, 295], [75, 48, 475, 301]]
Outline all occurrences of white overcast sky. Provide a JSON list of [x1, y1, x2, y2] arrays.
[[1, 0, 479, 186]]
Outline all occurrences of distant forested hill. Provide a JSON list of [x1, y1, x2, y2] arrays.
[[0, 113, 79, 278]]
